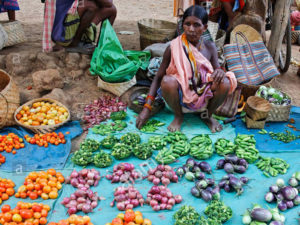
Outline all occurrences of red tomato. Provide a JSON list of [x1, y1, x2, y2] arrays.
[[1, 205, 11, 213], [20, 209, 33, 219]]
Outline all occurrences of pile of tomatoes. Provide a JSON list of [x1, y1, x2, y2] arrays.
[[15, 169, 64, 200], [0, 154, 5, 166], [0, 133, 25, 154], [105, 210, 152, 225], [24, 132, 66, 147], [0, 202, 50, 225], [0, 178, 15, 204], [48, 215, 94, 225], [16, 101, 69, 127]]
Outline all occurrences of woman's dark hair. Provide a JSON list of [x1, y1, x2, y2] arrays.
[[182, 5, 208, 25]]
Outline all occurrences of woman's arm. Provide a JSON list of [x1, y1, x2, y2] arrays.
[[136, 46, 171, 129], [207, 41, 225, 84]]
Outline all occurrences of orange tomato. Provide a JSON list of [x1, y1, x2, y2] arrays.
[[135, 215, 143, 224], [39, 217, 47, 225], [29, 192, 38, 200], [111, 218, 124, 225], [124, 210, 135, 223], [20, 209, 33, 219], [49, 191, 58, 199], [142, 219, 152, 225], [1, 205, 11, 213]]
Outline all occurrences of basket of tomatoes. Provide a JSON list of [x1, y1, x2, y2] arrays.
[[48, 215, 94, 225], [0, 202, 51, 225], [106, 210, 152, 225], [14, 98, 70, 134], [15, 169, 65, 200]]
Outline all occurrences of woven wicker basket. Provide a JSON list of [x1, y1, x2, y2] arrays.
[[97, 76, 136, 97], [0, 24, 8, 50], [0, 70, 20, 129], [138, 19, 177, 50], [246, 115, 266, 129], [0, 21, 26, 47], [291, 31, 300, 44], [14, 98, 70, 134], [244, 96, 271, 121]]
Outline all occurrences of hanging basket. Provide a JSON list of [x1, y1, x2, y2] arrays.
[[14, 98, 70, 134], [0, 70, 20, 129], [0, 20, 26, 47]]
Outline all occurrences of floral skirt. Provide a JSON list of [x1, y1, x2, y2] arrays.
[[0, 0, 19, 13]]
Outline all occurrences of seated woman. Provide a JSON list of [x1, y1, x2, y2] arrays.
[[136, 5, 237, 133]]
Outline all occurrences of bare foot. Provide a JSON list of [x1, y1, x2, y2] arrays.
[[202, 117, 223, 133], [168, 115, 184, 132], [53, 44, 64, 52]]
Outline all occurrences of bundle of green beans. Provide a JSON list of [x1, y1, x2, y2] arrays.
[[140, 119, 165, 132], [170, 140, 190, 156], [164, 131, 188, 144], [214, 138, 235, 156], [204, 200, 232, 224], [100, 135, 119, 149], [120, 132, 141, 146], [148, 135, 167, 150], [91, 120, 127, 135], [155, 147, 180, 164], [133, 143, 153, 160], [269, 130, 300, 143], [189, 135, 213, 160], [111, 143, 132, 160], [255, 156, 289, 177], [93, 150, 113, 168], [234, 134, 259, 163]]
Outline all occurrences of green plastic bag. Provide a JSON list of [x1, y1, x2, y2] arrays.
[[90, 20, 151, 83]]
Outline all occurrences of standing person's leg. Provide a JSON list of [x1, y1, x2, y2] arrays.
[[161, 75, 184, 132], [7, 10, 15, 21]]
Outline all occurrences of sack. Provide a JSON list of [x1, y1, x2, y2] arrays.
[[0, 24, 8, 50], [215, 86, 242, 118], [90, 20, 150, 83], [224, 31, 280, 85]]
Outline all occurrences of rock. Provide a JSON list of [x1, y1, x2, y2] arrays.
[[5, 52, 32, 76], [65, 53, 80, 70], [144, 42, 170, 57], [42, 88, 72, 108], [79, 55, 91, 70], [68, 70, 84, 81], [32, 69, 63, 92], [20, 89, 41, 104]]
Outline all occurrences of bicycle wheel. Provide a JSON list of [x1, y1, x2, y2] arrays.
[[279, 19, 291, 73]]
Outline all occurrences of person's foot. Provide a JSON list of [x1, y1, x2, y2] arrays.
[[66, 42, 95, 55], [168, 115, 184, 132], [53, 44, 64, 52], [202, 116, 223, 133]]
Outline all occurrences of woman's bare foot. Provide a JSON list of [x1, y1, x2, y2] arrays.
[[168, 115, 184, 132], [202, 116, 223, 133], [53, 44, 64, 52]]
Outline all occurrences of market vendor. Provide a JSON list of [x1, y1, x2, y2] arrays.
[[43, 0, 117, 54], [136, 5, 237, 133]]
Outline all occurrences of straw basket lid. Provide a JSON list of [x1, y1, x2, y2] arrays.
[[14, 98, 70, 134], [230, 24, 263, 44], [245, 96, 271, 121]]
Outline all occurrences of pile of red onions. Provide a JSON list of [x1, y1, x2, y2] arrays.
[[110, 186, 145, 211], [146, 165, 178, 186], [106, 163, 142, 184], [61, 188, 101, 215], [66, 169, 101, 189], [83, 96, 127, 129], [145, 186, 182, 211]]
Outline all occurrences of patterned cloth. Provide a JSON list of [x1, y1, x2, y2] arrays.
[[42, 0, 78, 52], [166, 35, 237, 110], [0, 0, 19, 12]]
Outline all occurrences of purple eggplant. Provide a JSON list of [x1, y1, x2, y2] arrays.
[[293, 195, 300, 205], [288, 177, 298, 187], [224, 184, 232, 192], [206, 178, 215, 186], [192, 166, 201, 173], [281, 186, 297, 200], [200, 189, 212, 202], [211, 186, 220, 200], [276, 193, 284, 202], [240, 177, 249, 184], [224, 163, 234, 173], [191, 186, 201, 198], [269, 185, 279, 193], [233, 165, 247, 174], [218, 179, 227, 188], [229, 176, 243, 190], [195, 171, 205, 180], [250, 208, 272, 222], [269, 221, 284, 225], [265, 192, 275, 203], [206, 187, 213, 193], [199, 162, 212, 174], [186, 158, 196, 168], [176, 167, 185, 177], [225, 154, 239, 164], [286, 200, 294, 208], [216, 159, 225, 169], [182, 165, 189, 173], [222, 174, 230, 180], [237, 158, 248, 168], [278, 201, 287, 211], [196, 180, 208, 189]]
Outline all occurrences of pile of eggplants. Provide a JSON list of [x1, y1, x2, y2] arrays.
[[176, 158, 212, 182], [216, 154, 249, 174], [191, 178, 220, 202], [264, 172, 300, 211], [218, 174, 249, 196]]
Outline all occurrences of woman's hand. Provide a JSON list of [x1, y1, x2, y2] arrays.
[[212, 68, 226, 84], [136, 108, 151, 129]]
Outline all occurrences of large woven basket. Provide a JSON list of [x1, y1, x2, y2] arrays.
[[138, 19, 177, 50], [0, 70, 20, 128], [97, 76, 136, 97], [244, 96, 271, 121], [0, 24, 8, 50], [14, 98, 70, 134], [0, 20, 26, 47], [246, 115, 266, 129], [291, 30, 300, 44]]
